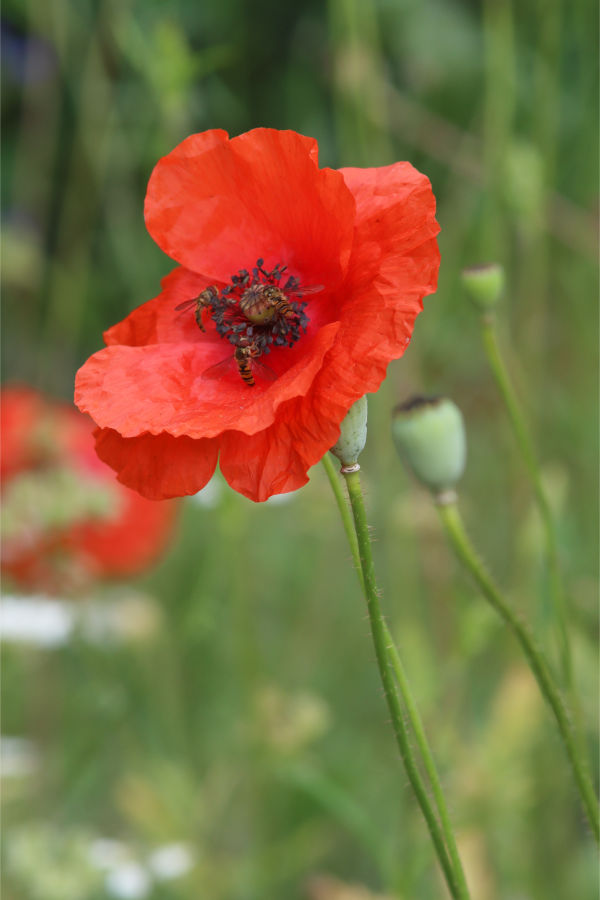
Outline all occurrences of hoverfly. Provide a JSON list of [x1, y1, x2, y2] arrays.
[[202, 343, 277, 387], [174, 285, 219, 332], [239, 282, 323, 325]]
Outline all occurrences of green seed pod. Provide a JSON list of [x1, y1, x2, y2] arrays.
[[391, 396, 466, 494], [330, 395, 368, 470], [461, 263, 504, 311]]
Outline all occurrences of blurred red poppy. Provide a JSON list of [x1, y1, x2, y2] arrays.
[[75, 128, 440, 502], [1, 387, 177, 591]]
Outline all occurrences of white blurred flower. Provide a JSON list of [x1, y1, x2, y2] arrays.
[[1, 593, 160, 649], [105, 862, 151, 899], [5, 824, 102, 899], [0, 736, 39, 778], [0, 596, 73, 647], [88, 838, 130, 870], [148, 842, 193, 881]]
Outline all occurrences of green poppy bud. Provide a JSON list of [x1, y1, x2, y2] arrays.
[[461, 263, 504, 311], [330, 395, 368, 471], [391, 396, 466, 496]]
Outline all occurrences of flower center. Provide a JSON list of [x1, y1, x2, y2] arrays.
[[175, 260, 322, 385], [209, 259, 310, 354]]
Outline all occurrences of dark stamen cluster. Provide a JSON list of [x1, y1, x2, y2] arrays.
[[209, 260, 309, 353]]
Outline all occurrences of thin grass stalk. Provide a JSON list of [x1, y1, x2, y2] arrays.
[[479, 313, 571, 687], [482, 0, 516, 260], [436, 498, 599, 843]]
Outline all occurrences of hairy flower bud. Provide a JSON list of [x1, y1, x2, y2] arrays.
[[391, 396, 466, 495], [330, 395, 368, 471], [461, 263, 504, 311]]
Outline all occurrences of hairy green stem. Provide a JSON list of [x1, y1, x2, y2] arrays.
[[339, 465, 468, 898], [322, 454, 470, 897], [381, 628, 470, 897], [480, 314, 571, 686], [436, 498, 599, 842], [321, 454, 365, 593]]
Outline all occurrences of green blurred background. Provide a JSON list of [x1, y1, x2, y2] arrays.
[[2, 0, 598, 897]]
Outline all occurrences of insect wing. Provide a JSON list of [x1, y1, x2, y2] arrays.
[[251, 357, 277, 382], [202, 356, 237, 381], [174, 298, 197, 312], [293, 284, 324, 297], [202, 354, 277, 385]]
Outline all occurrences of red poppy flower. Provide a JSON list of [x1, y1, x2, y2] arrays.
[[75, 129, 440, 502], [1, 386, 177, 591]]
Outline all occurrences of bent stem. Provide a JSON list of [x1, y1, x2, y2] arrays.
[[479, 313, 571, 686], [436, 497, 599, 843], [328, 458, 468, 898], [322, 455, 470, 897]]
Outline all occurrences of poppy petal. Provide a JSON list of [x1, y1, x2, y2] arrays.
[[94, 428, 219, 500], [75, 323, 340, 439], [145, 128, 355, 288], [340, 162, 440, 300], [104, 267, 220, 347], [307, 278, 427, 435], [163, 129, 229, 158], [219, 387, 342, 502]]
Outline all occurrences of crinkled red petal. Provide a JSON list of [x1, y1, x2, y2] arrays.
[[297, 161, 441, 421], [340, 162, 440, 301], [75, 322, 340, 440], [145, 128, 355, 289], [94, 428, 219, 500], [104, 267, 221, 347], [219, 388, 342, 502]]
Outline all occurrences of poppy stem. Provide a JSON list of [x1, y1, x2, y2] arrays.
[[321, 453, 365, 594], [479, 313, 571, 688], [327, 457, 469, 898], [323, 451, 466, 868], [323, 453, 471, 897], [435, 496, 599, 843]]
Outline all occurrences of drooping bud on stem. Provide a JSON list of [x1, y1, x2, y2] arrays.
[[330, 395, 368, 473], [461, 263, 505, 312], [391, 396, 466, 500]]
